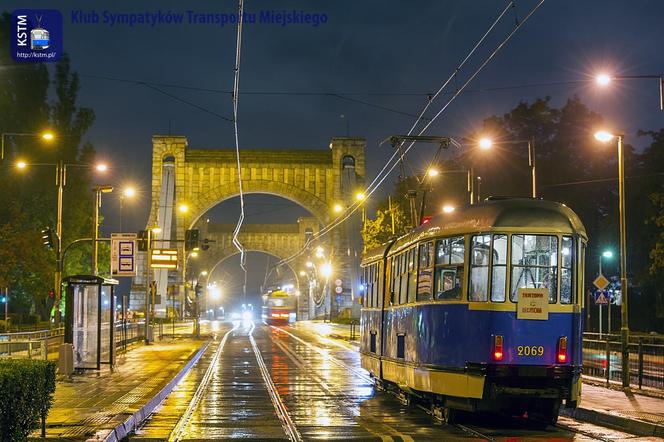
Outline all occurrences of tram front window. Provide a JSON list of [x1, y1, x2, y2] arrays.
[[510, 234, 558, 303]]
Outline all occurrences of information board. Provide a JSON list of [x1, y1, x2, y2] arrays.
[[516, 287, 549, 320]]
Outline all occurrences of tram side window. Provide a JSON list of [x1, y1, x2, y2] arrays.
[[407, 247, 418, 303], [390, 258, 396, 305], [417, 242, 434, 301], [491, 235, 508, 302], [469, 235, 490, 301], [434, 237, 465, 300], [511, 234, 558, 303], [399, 252, 408, 304], [362, 267, 367, 307], [561, 236, 574, 304]]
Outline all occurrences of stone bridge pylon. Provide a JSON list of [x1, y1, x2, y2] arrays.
[[130, 135, 366, 320]]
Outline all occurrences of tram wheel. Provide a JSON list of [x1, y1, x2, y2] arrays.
[[529, 399, 560, 427], [432, 405, 457, 424]]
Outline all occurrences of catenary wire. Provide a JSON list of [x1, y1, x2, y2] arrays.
[[231, 0, 248, 300], [274, 0, 546, 268]]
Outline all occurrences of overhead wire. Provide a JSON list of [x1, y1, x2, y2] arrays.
[[231, 0, 247, 299], [274, 0, 547, 268]]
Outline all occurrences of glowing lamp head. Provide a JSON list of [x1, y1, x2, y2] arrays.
[[123, 186, 136, 198], [299, 271, 306, 276], [95, 163, 108, 172], [602, 250, 613, 259], [190, 251, 198, 258], [319, 262, 333, 278], [427, 168, 440, 178], [594, 130, 615, 143], [333, 203, 343, 213], [41, 131, 55, 141], [16, 161, 27, 169], [305, 261, 313, 268], [200, 270, 208, 276], [596, 73, 611, 87], [178, 204, 189, 214], [478, 137, 493, 150], [151, 226, 162, 234], [355, 192, 366, 201], [442, 205, 455, 214]]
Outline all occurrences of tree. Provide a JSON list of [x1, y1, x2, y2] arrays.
[[0, 13, 97, 319]]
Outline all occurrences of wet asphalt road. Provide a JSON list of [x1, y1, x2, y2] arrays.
[[130, 320, 638, 441]]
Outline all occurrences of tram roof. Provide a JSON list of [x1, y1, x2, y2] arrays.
[[362, 198, 586, 264]]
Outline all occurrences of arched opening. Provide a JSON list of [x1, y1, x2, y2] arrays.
[[342, 155, 356, 169], [202, 251, 299, 319]]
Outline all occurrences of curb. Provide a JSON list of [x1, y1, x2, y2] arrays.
[[93, 341, 210, 442], [560, 406, 664, 437]]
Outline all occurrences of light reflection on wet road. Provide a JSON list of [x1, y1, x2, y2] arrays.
[[131, 321, 628, 441]]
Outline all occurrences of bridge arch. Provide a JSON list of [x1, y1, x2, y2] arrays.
[[131, 135, 366, 319]]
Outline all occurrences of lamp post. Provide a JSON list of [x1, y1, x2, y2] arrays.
[[599, 250, 614, 336], [478, 137, 537, 198], [92, 185, 114, 275], [595, 73, 664, 111], [594, 130, 630, 389], [120, 186, 136, 232], [1, 131, 54, 160], [15, 158, 107, 325]]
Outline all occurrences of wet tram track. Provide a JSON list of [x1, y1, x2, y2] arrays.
[[132, 321, 639, 441], [276, 324, 634, 441]]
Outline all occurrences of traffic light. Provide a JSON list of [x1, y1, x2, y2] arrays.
[[195, 283, 202, 298], [138, 230, 148, 251], [41, 227, 55, 249], [185, 229, 200, 251]]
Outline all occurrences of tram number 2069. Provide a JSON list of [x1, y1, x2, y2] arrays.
[[516, 345, 545, 356]]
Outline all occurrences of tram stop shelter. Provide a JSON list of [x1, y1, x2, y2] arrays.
[[63, 275, 118, 370]]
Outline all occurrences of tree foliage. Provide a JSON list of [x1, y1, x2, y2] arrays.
[[0, 13, 97, 319]]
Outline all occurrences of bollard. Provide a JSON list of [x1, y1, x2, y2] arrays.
[[605, 336, 611, 387], [638, 337, 644, 389]]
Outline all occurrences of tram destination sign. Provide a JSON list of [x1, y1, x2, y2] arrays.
[[516, 288, 549, 320], [151, 248, 179, 269]]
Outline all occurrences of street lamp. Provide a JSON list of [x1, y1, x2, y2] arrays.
[[595, 72, 664, 111], [442, 205, 455, 214], [1, 130, 55, 160], [477, 136, 537, 198], [333, 203, 343, 214], [120, 186, 136, 232], [594, 129, 630, 389], [178, 203, 189, 214], [92, 185, 113, 275], [16, 158, 108, 325]]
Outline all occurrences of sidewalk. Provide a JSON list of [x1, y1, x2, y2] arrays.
[[562, 383, 664, 437], [29, 337, 207, 441], [297, 319, 664, 437]]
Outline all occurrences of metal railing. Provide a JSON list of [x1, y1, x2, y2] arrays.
[[582, 332, 664, 390], [0, 328, 65, 360]]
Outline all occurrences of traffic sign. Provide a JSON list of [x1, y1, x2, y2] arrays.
[[594, 290, 609, 305], [334, 279, 343, 287], [334, 286, 343, 294], [593, 274, 610, 291], [111, 233, 137, 277]]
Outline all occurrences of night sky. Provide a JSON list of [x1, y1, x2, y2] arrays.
[[4, 0, 663, 303]]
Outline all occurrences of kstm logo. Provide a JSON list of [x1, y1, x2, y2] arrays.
[[11, 9, 62, 62]]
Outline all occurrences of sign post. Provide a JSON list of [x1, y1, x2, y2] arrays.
[[593, 274, 610, 338]]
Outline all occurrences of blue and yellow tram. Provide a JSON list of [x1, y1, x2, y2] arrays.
[[360, 197, 586, 423]]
